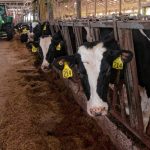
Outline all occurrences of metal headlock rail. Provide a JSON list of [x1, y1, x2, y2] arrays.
[[48, 17, 150, 149]]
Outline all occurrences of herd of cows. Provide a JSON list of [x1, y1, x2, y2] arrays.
[[14, 21, 150, 133]]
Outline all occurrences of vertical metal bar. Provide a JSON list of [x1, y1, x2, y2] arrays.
[[32, 1, 35, 21], [105, 0, 107, 15], [138, 0, 141, 16], [49, 0, 54, 20], [118, 28, 144, 134], [119, 0, 122, 15], [118, 83, 127, 122], [94, 28, 100, 41], [37, 0, 40, 21], [94, 0, 97, 17], [86, 0, 88, 17], [76, 0, 81, 18], [50, 25, 55, 36], [63, 27, 73, 55]]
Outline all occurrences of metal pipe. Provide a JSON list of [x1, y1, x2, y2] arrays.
[[86, 0, 88, 17], [138, 0, 141, 15], [32, 1, 36, 21], [119, 0, 122, 15], [94, 0, 97, 17], [37, 0, 40, 21], [76, 0, 81, 18], [105, 0, 107, 15]]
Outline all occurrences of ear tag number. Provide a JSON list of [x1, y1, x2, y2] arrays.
[[22, 28, 28, 34], [56, 43, 61, 51], [112, 56, 123, 70], [62, 62, 73, 79], [43, 25, 46, 31], [32, 45, 38, 53]]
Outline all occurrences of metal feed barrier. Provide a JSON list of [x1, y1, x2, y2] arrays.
[[48, 17, 150, 149]]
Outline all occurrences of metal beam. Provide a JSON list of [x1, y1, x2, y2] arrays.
[[76, 0, 81, 18]]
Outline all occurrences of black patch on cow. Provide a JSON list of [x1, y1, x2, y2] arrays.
[[33, 23, 42, 41], [46, 31, 67, 64], [75, 54, 91, 100], [68, 27, 77, 54], [133, 29, 150, 97], [41, 22, 51, 37], [97, 58, 111, 102], [20, 33, 28, 43], [82, 41, 100, 49]]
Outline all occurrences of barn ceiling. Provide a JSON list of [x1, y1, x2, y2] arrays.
[[0, 0, 32, 16], [0, 0, 32, 11]]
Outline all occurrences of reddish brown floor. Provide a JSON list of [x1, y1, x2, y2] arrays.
[[0, 38, 117, 150]]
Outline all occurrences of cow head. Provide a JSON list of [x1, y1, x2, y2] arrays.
[[46, 31, 67, 64], [19, 24, 30, 43], [41, 21, 51, 37], [53, 41, 133, 117], [40, 31, 67, 71], [33, 22, 42, 42]]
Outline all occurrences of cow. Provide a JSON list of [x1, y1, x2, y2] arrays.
[[45, 31, 67, 68], [121, 29, 150, 132], [19, 22, 40, 43], [53, 33, 133, 117], [28, 21, 53, 70], [18, 23, 30, 43], [53, 28, 150, 133], [132, 29, 150, 132]]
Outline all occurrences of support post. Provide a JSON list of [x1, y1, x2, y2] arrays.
[[105, 0, 107, 15], [119, 0, 122, 15], [47, 0, 54, 20], [86, 0, 88, 17], [76, 0, 81, 18], [138, 0, 141, 16], [94, 0, 97, 17]]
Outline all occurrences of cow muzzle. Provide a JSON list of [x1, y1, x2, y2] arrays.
[[41, 63, 50, 72], [87, 100, 108, 117]]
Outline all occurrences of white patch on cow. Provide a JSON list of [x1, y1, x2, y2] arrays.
[[124, 85, 150, 132], [32, 22, 39, 29], [27, 32, 34, 42], [139, 87, 150, 132], [139, 29, 150, 42], [78, 43, 108, 116], [84, 27, 93, 42], [40, 36, 52, 70]]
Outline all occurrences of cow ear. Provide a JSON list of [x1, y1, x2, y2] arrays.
[[53, 55, 76, 71], [121, 50, 133, 63]]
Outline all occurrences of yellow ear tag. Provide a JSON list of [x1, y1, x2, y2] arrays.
[[112, 56, 123, 70], [32, 45, 38, 53], [62, 62, 73, 79], [22, 28, 28, 34], [43, 25, 46, 31], [56, 43, 61, 51]]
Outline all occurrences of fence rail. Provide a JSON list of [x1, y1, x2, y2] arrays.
[[48, 18, 150, 149]]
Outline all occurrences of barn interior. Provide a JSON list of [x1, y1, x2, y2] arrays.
[[0, 0, 150, 150]]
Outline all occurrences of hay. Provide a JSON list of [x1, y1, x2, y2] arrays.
[[0, 39, 116, 150]]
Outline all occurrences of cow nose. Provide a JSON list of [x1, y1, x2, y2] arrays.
[[44, 66, 48, 69], [89, 106, 108, 117], [95, 112, 102, 116], [41, 65, 49, 71]]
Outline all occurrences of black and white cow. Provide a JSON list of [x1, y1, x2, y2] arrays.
[[53, 28, 150, 132], [132, 29, 150, 132], [53, 33, 133, 117], [32, 21, 52, 70], [16, 23, 30, 43]]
